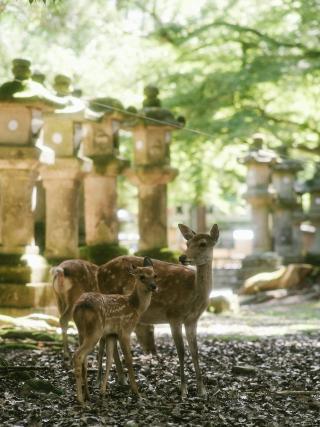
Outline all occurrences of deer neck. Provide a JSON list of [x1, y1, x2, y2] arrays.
[[129, 284, 152, 315], [195, 260, 212, 300]]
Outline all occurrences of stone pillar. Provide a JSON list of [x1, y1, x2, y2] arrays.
[[41, 160, 82, 259], [306, 164, 320, 262], [42, 75, 85, 262], [0, 157, 38, 254], [238, 135, 280, 280], [125, 86, 184, 255], [271, 153, 304, 263], [82, 97, 129, 263], [84, 173, 118, 245], [0, 58, 64, 290]]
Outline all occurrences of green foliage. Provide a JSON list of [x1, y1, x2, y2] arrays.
[[135, 247, 180, 263], [79, 243, 129, 265], [0, 0, 319, 212]]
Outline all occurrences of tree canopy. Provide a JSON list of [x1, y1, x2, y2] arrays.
[[0, 0, 319, 213]]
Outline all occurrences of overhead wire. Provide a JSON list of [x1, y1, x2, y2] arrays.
[[87, 98, 319, 169]]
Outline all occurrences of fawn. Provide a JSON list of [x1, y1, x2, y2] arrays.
[[51, 259, 98, 359], [97, 223, 219, 397], [72, 257, 157, 404]]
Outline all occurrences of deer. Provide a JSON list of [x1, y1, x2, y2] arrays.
[[72, 257, 157, 404], [97, 223, 219, 398], [51, 259, 99, 360]]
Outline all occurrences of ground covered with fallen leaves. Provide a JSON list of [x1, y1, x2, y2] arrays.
[[1, 328, 320, 427]]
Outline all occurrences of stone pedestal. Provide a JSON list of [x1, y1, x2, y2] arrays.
[[238, 135, 280, 281], [41, 159, 82, 260], [125, 86, 184, 254], [271, 157, 304, 263], [0, 59, 64, 290], [126, 165, 178, 251], [82, 97, 129, 264]]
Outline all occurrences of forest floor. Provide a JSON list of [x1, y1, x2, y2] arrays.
[[1, 297, 320, 427]]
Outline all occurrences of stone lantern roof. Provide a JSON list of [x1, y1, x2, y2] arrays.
[[126, 85, 185, 129], [0, 58, 65, 109], [86, 97, 124, 121], [239, 134, 278, 165], [272, 145, 303, 173]]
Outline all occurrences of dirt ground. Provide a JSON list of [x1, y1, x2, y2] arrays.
[[1, 301, 320, 427]]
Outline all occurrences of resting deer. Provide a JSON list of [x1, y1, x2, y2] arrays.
[[97, 223, 219, 398], [73, 257, 157, 404], [51, 259, 99, 359]]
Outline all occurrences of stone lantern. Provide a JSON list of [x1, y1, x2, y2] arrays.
[[238, 134, 280, 279], [125, 85, 184, 252], [271, 147, 304, 263], [0, 58, 64, 284], [305, 163, 320, 261], [41, 74, 85, 261], [82, 97, 129, 260]]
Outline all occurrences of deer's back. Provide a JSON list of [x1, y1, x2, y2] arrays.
[[74, 291, 139, 337], [98, 256, 197, 323]]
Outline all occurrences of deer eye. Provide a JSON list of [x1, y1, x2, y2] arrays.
[[139, 275, 145, 280], [154, 274, 158, 279]]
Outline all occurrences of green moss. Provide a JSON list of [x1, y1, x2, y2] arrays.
[[134, 247, 180, 263], [0, 254, 27, 266], [79, 243, 128, 265], [0, 329, 61, 342], [0, 265, 31, 284], [0, 343, 38, 350]]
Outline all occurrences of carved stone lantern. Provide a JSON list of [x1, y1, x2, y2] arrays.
[[0, 58, 64, 285], [271, 147, 304, 263], [41, 74, 85, 261], [238, 134, 280, 280], [125, 85, 184, 252], [82, 97, 129, 257], [305, 163, 320, 261]]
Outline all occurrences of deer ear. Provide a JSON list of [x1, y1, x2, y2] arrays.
[[178, 224, 196, 241], [210, 224, 219, 244], [143, 256, 153, 267]]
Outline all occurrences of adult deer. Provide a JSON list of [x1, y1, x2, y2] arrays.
[[98, 223, 219, 397], [73, 257, 157, 404], [51, 259, 98, 359]]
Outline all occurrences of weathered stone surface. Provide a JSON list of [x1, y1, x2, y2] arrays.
[[0, 282, 55, 309], [41, 159, 82, 259], [84, 173, 118, 245], [138, 184, 168, 250], [0, 157, 38, 254]]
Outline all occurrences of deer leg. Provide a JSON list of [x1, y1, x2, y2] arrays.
[[113, 342, 127, 386], [97, 336, 105, 385], [82, 358, 90, 401], [118, 334, 140, 396], [185, 321, 206, 398], [73, 335, 100, 405], [135, 323, 157, 354], [60, 305, 73, 360], [100, 336, 115, 396], [170, 321, 187, 398]]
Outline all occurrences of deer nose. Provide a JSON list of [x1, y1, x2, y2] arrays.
[[179, 255, 187, 265], [150, 283, 157, 291]]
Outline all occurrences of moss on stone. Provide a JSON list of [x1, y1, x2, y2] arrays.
[[79, 243, 128, 265], [135, 247, 180, 263]]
